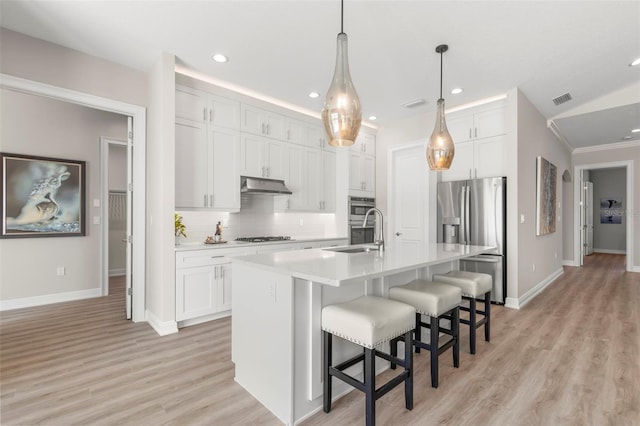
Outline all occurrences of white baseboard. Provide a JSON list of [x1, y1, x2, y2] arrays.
[[504, 267, 564, 310], [178, 310, 230, 328], [593, 249, 626, 255], [145, 310, 178, 336], [0, 288, 102, 311], [109, 269, 126, 277], [632, 265, 640, 273], [562, 260, 579, 267]]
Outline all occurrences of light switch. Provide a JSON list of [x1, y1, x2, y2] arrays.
[[93, 199, 100, 208], [93, 216, 101, 225], [520, 214, 525, 224]]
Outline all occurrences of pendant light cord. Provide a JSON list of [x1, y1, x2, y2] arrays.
[[439, 49, 443, 100], [341, 0, 344, 33]]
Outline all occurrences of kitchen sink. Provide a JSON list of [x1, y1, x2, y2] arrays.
[[323, 246, 379, 254]]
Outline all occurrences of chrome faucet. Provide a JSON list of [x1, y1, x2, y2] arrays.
[[363, 207, 384, 251]]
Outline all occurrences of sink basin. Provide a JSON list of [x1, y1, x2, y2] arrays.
[[323, 246, 379, 254]]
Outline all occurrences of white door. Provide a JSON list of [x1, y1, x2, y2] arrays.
[[585, 181, 594, 256], [389, 142, 431, 250]]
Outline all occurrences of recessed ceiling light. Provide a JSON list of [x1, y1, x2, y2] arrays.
[[632, 128, 640, 133], [309, 92, 320, 98], [630, 57, 640, 67], [368, 116, 377, 121], [212, 54, 228, 63], [451, 88, 463, 95]]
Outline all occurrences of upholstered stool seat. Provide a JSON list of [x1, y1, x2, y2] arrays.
[[389, 280, 462, 388], [433, 271, 492, 354], [322, 296, 415, 426]]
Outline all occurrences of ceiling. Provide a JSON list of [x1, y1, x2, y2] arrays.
[[1, 1, 639, 149]]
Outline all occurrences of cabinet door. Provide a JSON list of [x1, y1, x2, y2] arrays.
[[287, 145, 306, 210], [217, 263, 232, 312], [176, 87, 207, 125], [446, 114, 474, 143], [240, 104, 265, 136], [441, 141, 474, 182], [361, 133, 376, 156], [210, 126, 240, 210], [474, 107, 506, 140], [322, 150, 336, 212], [474, 135, 507, 178], [240, 134, 267, 178], [175, 120, 209, 208], [285, 118, 306, 146], [176, 266, 216, 321], [349, 152, 364, 190], [306, 149, 323, 211], [362, 155, 375, 193], [209, 96, 240, 129], [263, 111, 287, 140], [265, 140, 288, 180], [307, 124, 328, 149]]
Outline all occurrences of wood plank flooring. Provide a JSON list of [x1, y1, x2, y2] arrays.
[[1, 254, 638, 425]]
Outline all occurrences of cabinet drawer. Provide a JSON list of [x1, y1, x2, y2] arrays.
[[176, 248, 254, 268]]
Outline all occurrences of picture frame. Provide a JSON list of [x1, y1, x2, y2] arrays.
[[1, 152, 86, 238], [600, 197, 623, 224], [536, 156, 557, 236]]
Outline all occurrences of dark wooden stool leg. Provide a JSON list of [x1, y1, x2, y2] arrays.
[[323, 331, 332, 413], [430, 316, 440, 388], [390, 337, 398, 370], [404, 330, 413, 410], [452, 307, 460, 368], [364, 348, 375, 426], [485, 291, 491, 342], [469, 298, 477, 355], [414, 312, 421, 353]]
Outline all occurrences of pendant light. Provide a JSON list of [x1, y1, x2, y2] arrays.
[[321, 0, 362, 147], [426, 44, 455, 170]]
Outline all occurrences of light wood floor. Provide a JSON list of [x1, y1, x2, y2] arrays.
[[1, 254, 638, 425]]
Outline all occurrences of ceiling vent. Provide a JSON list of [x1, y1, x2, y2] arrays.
[[402, 98, 426, 108], [552, 92, 572, 106]]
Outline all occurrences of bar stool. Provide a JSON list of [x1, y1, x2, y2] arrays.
[[322, 296, 415, 426], [432, 271, 492, 354], [388, 280, 461, 388]]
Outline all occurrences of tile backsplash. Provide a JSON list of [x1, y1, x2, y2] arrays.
[[176, 195, 339, 243]]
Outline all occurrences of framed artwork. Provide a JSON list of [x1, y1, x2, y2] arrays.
[[600, 197, 623, 224], [536, 156, 557, 236], [1, 152, 86, 238]]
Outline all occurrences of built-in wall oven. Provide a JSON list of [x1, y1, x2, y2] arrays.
[[349, 196, 375, 244]]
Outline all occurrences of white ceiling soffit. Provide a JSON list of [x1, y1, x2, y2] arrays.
[[1, 1, 639, 149]]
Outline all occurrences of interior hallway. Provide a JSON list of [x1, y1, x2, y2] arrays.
[[1, 254, 638, 425]]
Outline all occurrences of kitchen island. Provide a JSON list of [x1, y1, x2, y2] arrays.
[[231, 243, 494, 425]]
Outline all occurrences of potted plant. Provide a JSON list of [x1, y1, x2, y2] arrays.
[[174, 213, 187, 244]]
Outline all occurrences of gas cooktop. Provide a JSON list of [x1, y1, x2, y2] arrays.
[[235, 236, 293, 243]]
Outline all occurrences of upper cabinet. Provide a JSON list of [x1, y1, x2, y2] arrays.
[[240, 134, 289, 180], [241, 104, 287, 140], [442, 102, 507, 182], [175, 85, 240, 210], [349, 132, 376, 196]]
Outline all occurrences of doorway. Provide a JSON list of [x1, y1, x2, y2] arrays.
[[574, 161, 633, 271], [0, 74, 147, 322]]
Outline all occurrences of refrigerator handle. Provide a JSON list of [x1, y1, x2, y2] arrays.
[[465, 185, 471, 244], [459, 186, 466, 245]]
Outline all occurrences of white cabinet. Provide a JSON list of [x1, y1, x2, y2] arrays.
[[447, 106, 506, 143], [441, 103, 507, 182], [175, 248, 254, 324], [306, 123, 331, 150], [175, 120, 240, 210], [241, 104, 287, 140], [176, 85, 240, 130], [285, 146, 335, 212], [350, 132, 376, 156], [240, 134, 289, 180], [349, 151, 375, 195]]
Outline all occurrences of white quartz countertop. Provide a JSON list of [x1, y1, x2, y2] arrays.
[[231, 243, 495, 286], [174, 237, 347, 252]]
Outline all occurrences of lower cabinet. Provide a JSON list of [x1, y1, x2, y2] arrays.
[[175, 248, 253, 324]]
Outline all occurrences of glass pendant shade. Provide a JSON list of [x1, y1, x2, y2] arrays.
[[322, 32, 362, 147], [426, 98, 455, 170]]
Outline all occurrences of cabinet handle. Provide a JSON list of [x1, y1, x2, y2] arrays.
[[204, 194, 208, 207], [214, 266, 218, 279], [266, 124, 270, 135], [469, 169, 472, 180], [210, 194, 214, 206], [262, 166, 265, 177], [211, 255, 225, 258], [266, 167, 270, 177], [209, 108, 213, 123], [203, 108, 207, 121], [474, 128, 477, 138], [261, 123, 265, 134], [396, 232, 402, 236], [469, 128, 472, 139], [287, 199, 290, 210], [287, 129, 290, 140], [475, 168, 478, 179], [221, 267, 224, 280]]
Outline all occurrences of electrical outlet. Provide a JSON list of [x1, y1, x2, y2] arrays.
[[299, 218, 304, 227], [93, 199, 100, 208], [520, 214, 525, 224], [56, 267, 65, 276], [93, 216, 101, 225]]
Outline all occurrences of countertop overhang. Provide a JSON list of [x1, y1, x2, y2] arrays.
[[231, 243, 495, 286]]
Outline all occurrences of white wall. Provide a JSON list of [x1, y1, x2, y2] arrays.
[[515, 89, 571, 299], [0, 88, 127, 301], [590, 168, 626, 253]]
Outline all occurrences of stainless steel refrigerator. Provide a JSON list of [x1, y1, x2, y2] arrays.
[[437, 177, 507, 304]]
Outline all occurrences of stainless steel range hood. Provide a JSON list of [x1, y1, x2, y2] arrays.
[[240, 176, 292, 195]]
